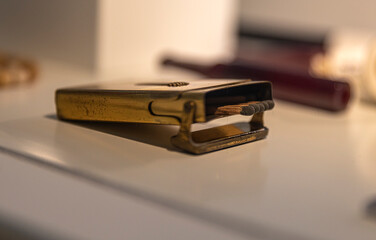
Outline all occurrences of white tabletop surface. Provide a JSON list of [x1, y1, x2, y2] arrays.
[[1, 60, 376, 240]]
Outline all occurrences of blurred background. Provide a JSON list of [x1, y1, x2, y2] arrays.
[[1, 0, 376, 112], [2, 0, 376, 113]]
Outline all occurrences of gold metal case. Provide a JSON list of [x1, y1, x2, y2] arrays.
[[56, 79, 273, 154]]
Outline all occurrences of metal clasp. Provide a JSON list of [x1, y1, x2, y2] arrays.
[[171, 101, 269, 154]]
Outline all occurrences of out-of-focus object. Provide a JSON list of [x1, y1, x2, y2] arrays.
[[239, 0, 376, 43], [55, 79, 273, 154], [366, 197, 376, 218], [0, 53, 38, 87], [162, 57, 351, 112], [311, 30, 376, 103], [0, 0, 237, 78], [236, 38, 323, 73]]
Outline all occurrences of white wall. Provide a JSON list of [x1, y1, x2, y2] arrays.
[[0, 0, 98, 70], [0, 0, 238, 78], [96, 0, 238, 77]]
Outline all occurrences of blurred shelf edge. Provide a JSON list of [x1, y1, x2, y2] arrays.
[[238, 24, 326, 47]]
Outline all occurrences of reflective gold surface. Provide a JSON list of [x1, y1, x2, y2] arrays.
[[56, 80, 273, 154]]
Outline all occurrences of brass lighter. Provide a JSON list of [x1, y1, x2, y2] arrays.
[[55, 79, 274, 154]]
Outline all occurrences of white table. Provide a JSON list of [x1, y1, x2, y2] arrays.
[[1, 60, 376, 240]]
